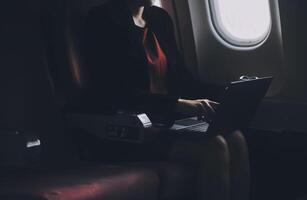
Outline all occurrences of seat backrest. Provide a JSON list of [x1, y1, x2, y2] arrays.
[[0, 0, 76, 166], [43, 0, 110, 107], [65, 0, 111, 87]]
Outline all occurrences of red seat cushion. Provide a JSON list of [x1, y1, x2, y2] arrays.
[[0, 165, 159, 200], [128, 162, 198, 200]]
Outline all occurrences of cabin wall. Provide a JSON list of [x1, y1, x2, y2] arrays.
[[172, 0, 284, 97], [278, 0, 307, 101], [170, 0, 307, 103], [169, 0, 307, 132]]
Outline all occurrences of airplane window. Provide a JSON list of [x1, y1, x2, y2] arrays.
[[207, 0, 271, 49], [153, 0, 162, 7]]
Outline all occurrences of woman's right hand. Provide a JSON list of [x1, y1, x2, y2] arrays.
[[176, 99, 220, 122]]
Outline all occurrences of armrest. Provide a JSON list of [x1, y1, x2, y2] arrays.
[[0, 131, 41, 168], [66, 112, 160, 144]]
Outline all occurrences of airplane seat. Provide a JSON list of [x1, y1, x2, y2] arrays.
[[40, 0, 199, 199], [0, 1, 162, 200], [43, 0, 112, 110]]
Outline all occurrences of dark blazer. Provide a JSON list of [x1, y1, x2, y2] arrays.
[[83, 0, 223, 123]]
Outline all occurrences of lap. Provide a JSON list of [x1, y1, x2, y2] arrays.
[[167, 134, 229, 164], [78, 127, 245, 164], [167, 130, 247, 164]]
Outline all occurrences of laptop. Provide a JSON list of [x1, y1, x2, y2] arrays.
[[170, 76, 273, 136]]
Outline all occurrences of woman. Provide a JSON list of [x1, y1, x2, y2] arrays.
[[83, 0, 250, 199]]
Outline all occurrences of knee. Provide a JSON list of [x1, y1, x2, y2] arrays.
[[227, 130, 247, 148], [210, 135, 229, 155]]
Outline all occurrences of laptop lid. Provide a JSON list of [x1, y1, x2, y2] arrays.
[[207, 76, 273, 134]]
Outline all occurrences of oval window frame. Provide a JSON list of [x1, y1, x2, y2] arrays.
[[206, 0, 272, 50]]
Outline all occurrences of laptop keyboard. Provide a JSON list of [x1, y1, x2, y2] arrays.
[[184, 123, 209, 133], [172, 117, 210, 133]]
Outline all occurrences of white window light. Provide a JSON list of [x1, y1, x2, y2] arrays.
[[153, 0, 162, 7], [206, 0, 272, 50]]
